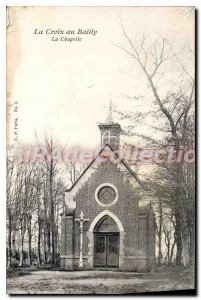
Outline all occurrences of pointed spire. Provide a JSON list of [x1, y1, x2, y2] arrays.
[[105, 96, 114, 124]]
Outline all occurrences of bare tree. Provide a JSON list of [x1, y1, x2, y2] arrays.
[[7, 148, 18, 268], [114, 22, 195, 265], [65, 161, 84, 186], [35, 134, 62, 267]]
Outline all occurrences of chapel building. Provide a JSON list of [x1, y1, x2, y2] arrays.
[[60, 105, 156, 271]]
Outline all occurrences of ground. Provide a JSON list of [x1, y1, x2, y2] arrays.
[[7, 266, 195, 294]]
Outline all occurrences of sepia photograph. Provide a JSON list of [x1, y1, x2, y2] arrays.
[[6, 6, 195, 294]]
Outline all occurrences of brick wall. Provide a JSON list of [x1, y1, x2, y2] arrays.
[[62, 158, 156, 271], [73, 161, 141, 265]]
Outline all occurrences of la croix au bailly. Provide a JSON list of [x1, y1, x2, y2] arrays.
[[34, 28, 98, 36]]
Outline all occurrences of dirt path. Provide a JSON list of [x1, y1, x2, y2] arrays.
[[7, 270, 195, 294]]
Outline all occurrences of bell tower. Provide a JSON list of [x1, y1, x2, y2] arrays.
[[99, 101, 122, 150]]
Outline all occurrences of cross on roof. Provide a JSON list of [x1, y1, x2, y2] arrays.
[[105, 97, 114, 124]]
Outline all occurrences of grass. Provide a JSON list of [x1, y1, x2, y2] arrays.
[[7, 268, 32, 278]]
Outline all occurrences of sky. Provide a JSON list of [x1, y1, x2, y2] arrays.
[[7, 6, 194, 149]]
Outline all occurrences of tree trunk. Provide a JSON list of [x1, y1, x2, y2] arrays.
[[47, 222, 51, 263], [12, 230, 16, 258], [27, 217, 32, 265], [174, 163, 185, 266], [43, 224, 47, 262], [50, 170, 55, 267], [54, 228, 58, 267], [38, 221, 41, 265], [170, 239, 176, 263], [165, 233, 171, 265], [28, 231, 32, 265], [182, 236, 190, 266], [19, 236, 24, 267], [158, 234, 163, 265], [7, 213, 12, 268], [175, 212, 183, 265], [157, 197, 163, 265]]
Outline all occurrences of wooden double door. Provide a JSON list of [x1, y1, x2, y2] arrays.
[[94, 233, 119, 268]]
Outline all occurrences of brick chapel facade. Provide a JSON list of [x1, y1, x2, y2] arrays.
[[60, 107, 156, 271]]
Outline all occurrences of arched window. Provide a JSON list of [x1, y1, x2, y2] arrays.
[[94, 215, 119, 233], [102, 130, 117, 146]]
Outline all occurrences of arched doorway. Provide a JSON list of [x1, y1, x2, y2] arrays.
[[93, 215, 119, 267]]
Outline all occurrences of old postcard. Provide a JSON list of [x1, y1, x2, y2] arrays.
[[6, 6, 195, 294]]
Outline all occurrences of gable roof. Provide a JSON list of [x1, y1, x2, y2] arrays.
[[65, 143, 146, 192]]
